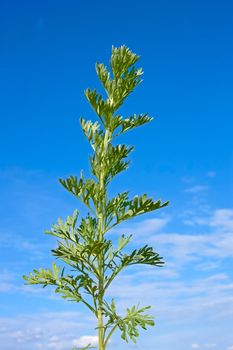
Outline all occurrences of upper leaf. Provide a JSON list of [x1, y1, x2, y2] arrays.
[[103, 244, 164, 290], [117, 113, 153, 135], [106, 192, 169, 229], [85, 88, 114, 123], [120, 245, 164, 267], [59, 173, 105, 212], [45, 209, 79, 241], [80, 117, 104, 152], [85, 46, 144, 130], [110, 45, 140, 79]]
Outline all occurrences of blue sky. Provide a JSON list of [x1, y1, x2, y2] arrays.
[[0, 0, 233, 349]]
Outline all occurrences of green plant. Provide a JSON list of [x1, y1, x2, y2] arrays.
[[23, 45, 169, 350]]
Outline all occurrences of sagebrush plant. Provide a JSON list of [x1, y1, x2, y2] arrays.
[[23, 45, 169, 350]]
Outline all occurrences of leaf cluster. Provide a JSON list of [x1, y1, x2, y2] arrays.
[[103, 300, 154, 344]]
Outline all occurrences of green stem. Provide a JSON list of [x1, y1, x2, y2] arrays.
[[97, 186, 105, 350], [97, 224, 104, 350], [104, 265, 124, 292], [103, 324, 118, 349], [81, 299, 97, 316], [97, 128, 110, 350]]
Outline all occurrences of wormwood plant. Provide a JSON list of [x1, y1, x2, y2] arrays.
[[23, 46, 169, 350]]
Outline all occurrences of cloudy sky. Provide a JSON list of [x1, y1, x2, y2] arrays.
[[1, 1, 233, 350]]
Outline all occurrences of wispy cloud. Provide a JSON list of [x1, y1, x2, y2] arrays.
[[1, 167, 233, 349], [185, 185, 208, 193], [0, 270, 16, 293], [206, 171, 216, 178], [72, 336, 99, 348], [102, 207, 233, 348], [0, 312, 96, 350], [208, 209, 233, 231], [110, 216, 170, 239]]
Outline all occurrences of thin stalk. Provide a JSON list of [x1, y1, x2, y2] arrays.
[[97, 128, 111, 350], [97, 219, 104, 350], [104, 265, 124, 292], [97, 176, 105, 350], [81, 298, 97, 316], [103, 324, 118, 349]]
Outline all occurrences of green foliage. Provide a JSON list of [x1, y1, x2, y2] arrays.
[[23, 45, 169, 350], [103, 300, 155, 344]]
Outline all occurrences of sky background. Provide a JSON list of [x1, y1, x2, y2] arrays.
[[0, 0, 233, 349]]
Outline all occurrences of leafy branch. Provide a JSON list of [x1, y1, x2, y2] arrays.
[[23, 262, 97, 314], [103, 300, 155, 345]]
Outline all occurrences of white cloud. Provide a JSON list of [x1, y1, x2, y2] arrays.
[[192, 344, 200, 349], [148, 228, 233, 264], [208, 209, 233, 231], [106, 262, 233, 329], [181, 175, 196, 184], [0, 231, 51, 260], [185, 185, 208, 193], [0, 283, 15, 292], [185, 208, 233, 232], [204, 344, 217, 348], [206, 171, 216, 178], [171, 208, 233, 262], [111, 216, 170, 238], [0, 270, 16, 293], [78, 207, 233, 327], [10, 327, 44, 343], [1, 168, 233, 350], [0, 312, 96, 350], [102, 207, 233, 341], [72, 335, 98, 347]]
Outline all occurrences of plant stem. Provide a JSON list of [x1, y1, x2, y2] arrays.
[[97, 213, 104, 350], [97, 205, 104, 350], [104, 324, 118, 349], [97, 129, 110, 350]]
